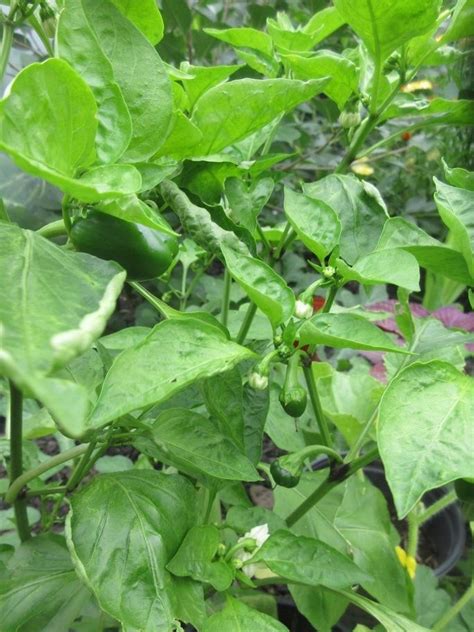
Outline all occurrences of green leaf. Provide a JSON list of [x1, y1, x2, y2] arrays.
[[384, 96, 474, 125], [0, 222, 124, 385], [282, 51, 358, 109], [109, 0, 164, 44], [304, 175, 388, 265], [0, 535, 90, 632], [88, 318, 255, 428], [302, 6, 345, 45], [0, 59, 141, 201], [160, 0, 192, 36], [336, 248, 420, 291], [203, 368, 245, 451], [225, 177, 274, 236], [299, 313, 409, 353], [336, 590, 430, 632], [242, 381, 270, 465], [413, 566, 452, 628], [95, 195, 178, 235], [252, 530, 368, 589], [443, 160, 474, 190], [204, 27, 274, 56], [167, 525, 234, 591], [284, 187, 341, 262], [226, 506, 286, 535], [440, 0, 474, 43], [155, 111, 203, 159], [289, 586, 347, 632], [67, 471, 197, 632], [203, 597, 289, 632], [57, 0, 133, 164], [334, 0, 442, 62], [434, 178, 474, 278], [77, 0, 172, 162], [376, 217, 472, 284], [221, 244, 295, 328], [180, 62, 243, 109], [378, 361, 474, 517], [137, 409, 259, 482], [190, 78, 329, 156]]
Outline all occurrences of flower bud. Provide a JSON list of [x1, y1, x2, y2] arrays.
[[248, 372, 268, 390], [295, 299, 313, 320], [322, 266, 336, 279], [338, 111, 361, 128]]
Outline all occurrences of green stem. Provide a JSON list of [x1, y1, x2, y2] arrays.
[[8, 381, 30, 541], [37, 219, 67, 239], [335, 114, 379, 173], [221, 268, 231, 327], [203, 488, 217, 524], [273, 223, 291, 260], [61, 195, 72, 236], [27, 13, 54, 56], [236, 302, 257, 344], [344, 407, 378, 462], [225, 538, 257, 562], [286, 477, 338, 527], [5, 443, 89, 504], [0, 18, 14, 83], [25, 486, 67, 497], [66, 441, 97, 492], [433, 583, 474, 632], [285, 447, 379, 528], [303, 365, 333, 448], [417, 491, 457, 526], [129, 281, 172, 319], [407, 510, 419, 559], [322, 285, 338, 313]]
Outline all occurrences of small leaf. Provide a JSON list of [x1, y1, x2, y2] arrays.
[[167, 525, 234, 591], [204, 27, 274, 56], [88, 318, 255, 428], [284, 187, 341, 261], [304, 175, 388, 265], [137, 409, 259, 482], [253, 530, 368, 589], [378, 361, 474, 517], [221, 244, 295, 328], [95, 195, 177, 235], [336, 248, 420, 291], [299, 313, 409, 353]]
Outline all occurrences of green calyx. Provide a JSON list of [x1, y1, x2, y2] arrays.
[[70, 210, 179, 281]]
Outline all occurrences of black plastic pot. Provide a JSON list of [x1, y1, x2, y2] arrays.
[[364, 462, 466, 577]]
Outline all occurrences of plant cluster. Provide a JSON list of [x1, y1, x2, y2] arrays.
[[0, 1, 473, 631]]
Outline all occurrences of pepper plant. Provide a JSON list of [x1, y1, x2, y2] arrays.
[[0, 1, 473, 631]]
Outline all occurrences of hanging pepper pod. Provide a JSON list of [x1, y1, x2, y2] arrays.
[[279, 352, 307, 418]]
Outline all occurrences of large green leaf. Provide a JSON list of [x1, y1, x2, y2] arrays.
[[136, 409, 259, 482], [252, 530, 367, 589], [88, 318, 255, 428], [67, 471, 197, 632], [384, 96, 474, 125], [190, 78, 329, 155], [110, 0, 164, 44], [204, 27, 274, 56], [284, 187, 341, 262], [57, 0, 132, 164], [77, 0, 172, 162], [334, 0, 441, 62], [180, 62, 242, 109], [167, 525, 234, 591], [299, 313, 409, 353], [95, 195, 177, 235], [336, 248, 420, 291], [304, 175, 388, 265], [440, 0, 474, 43], [0, 535, 90, 632], [289, 585, 347, 632], [434, 178, 474, 277], [302, 6, 345, 46], [203, 597, 288, 632], [203, 368, 245, 450], [0, 59, 141, 201], [0, 222, 124, 391], [282, 51, 358, 109], [376, 217, 472, 284], [274, 474, 410, 615], [221, 244, 295, 328], [378, 361, 474, 517]]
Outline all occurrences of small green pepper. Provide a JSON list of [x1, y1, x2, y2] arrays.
[[71, 210, 178, 281], [279, 352, 307, 418], [270, 460, 301, 488], [454, 478, 474, 503]]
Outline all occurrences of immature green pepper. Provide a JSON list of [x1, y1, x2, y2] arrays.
[[71, 210, 178, 281], [279, 352, 307, 418], [270, 460, 301, 488]]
